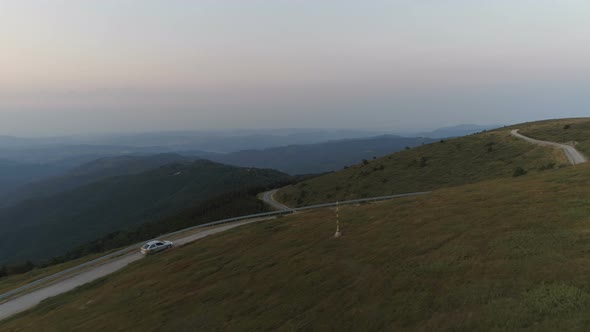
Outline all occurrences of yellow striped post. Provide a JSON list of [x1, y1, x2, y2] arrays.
[[334, 201, 342, 238]]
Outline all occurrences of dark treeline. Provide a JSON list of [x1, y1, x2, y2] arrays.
[[0, 174, 311, 280], [1, 188, 270, 277], [0, 261, 35, 278], [0, 160, 295, 265], [46, 181, 294, 266], [52, 190, 268, 264]]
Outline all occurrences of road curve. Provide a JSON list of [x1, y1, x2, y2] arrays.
[[261, 189, 293, 211], [0, 191, 431, 321], [511, 129, 587, 165], [0, 218, 266, 321]]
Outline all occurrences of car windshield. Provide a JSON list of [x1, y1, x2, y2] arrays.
[[142, 244, 150, 249]]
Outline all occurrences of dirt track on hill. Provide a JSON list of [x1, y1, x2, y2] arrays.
[[511, 129, 587, 165]]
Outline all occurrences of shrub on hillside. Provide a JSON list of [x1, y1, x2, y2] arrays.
[[419, 157, 428, 167], [539, 163, 556, 171], [485, 142, 495, 152], [0, 261, 36, 278], [513, 167, 528, 177]]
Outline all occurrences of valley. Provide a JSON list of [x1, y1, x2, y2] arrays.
[[1, 118, 590, 330], [276, 127, 566, 207], [5, 159, 590, 330], [4, 3, 588, 330], [0, 160, 291, 264]]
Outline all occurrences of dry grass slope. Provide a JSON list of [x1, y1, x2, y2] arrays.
[[0, 250, 121, 296], [5, 163, 590, 331], [516, 117, 590, 155], [277, 128, 566, 207]]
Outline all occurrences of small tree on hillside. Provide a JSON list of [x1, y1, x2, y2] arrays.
[[419, 157, 428, 167], [513, 167, 527, 177]]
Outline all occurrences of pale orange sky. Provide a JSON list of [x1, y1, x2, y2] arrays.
[[1, 0, 590, 135]]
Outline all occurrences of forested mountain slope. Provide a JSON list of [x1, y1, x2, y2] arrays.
[[0, 160, 291, 264]]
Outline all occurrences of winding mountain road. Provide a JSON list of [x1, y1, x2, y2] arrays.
[[261, 189, 293, 211], [2, 130, 584, 323], [0, 190, 430, 322], [0, 218, 269, 321], [511, 129, 587, 165]]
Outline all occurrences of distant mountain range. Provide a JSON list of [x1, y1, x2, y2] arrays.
[[0, 123, 502, 265], [0, 129, 389, 154], [0, 144, 184, 164], [0, 125, 501, 154], [416, 124, 503, 138], [0, 134, 435, 206], [76, 129, 391, 152], [0, 159, 70, 196], [0, 154, 193, 207], [0, 160, 291, 264], [201, 135, 438, 174]]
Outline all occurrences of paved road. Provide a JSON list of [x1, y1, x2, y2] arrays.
[[0, 218, 267, 321], [0, 190, 430, 321], [261, 189, 293, 211], [511, 129, 588, 165]]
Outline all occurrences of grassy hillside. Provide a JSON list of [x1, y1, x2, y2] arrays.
[[516, 117, 590, 155], [0, 154, 192, 207], [0, 160, 291, 264], [209, 135, 437, 175], [0, 188, 275, 296], [5, 164, 590, 330], [0, 249, 123, 296], [417, 123, 502, 138], [55, 187, 274, 264], [277, 128, 565, 207]]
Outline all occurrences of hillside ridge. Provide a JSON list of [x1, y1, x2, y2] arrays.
[[277, 125, 567, 207], [5, 160, 590, 330]]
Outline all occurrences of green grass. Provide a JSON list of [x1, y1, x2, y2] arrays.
[[276, 128, 565, 207], [516, 117, 590, 155], [6, 164, 590, 330]]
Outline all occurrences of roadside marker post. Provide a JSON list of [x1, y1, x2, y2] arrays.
[[334, 201, 342, 238], [0, 191, 431, 303]]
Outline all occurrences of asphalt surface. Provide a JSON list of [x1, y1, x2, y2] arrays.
[[0, 190, 430, 321], [511, 129, 588, 165], [261, 189, 293, 211], [4, 130, 581, 322], [0, 218, 267, 321]]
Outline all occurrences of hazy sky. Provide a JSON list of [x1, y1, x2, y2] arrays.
[[2, 0, 590, 136]]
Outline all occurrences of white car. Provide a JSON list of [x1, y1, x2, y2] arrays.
[[141, 240, 173, 255]]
